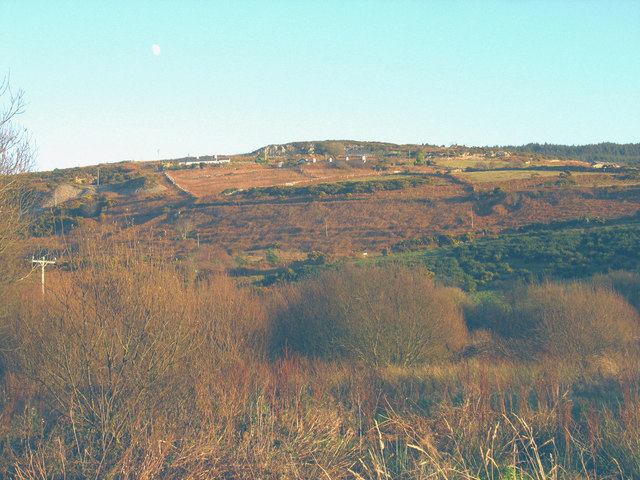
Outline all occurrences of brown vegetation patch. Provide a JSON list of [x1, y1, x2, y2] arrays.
[[169, 163, 390, 199]]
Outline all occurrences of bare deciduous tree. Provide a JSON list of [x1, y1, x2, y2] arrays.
[[1, 78, 34, 174], [0, 76, 35, 259], [275, 264, 469, 366]]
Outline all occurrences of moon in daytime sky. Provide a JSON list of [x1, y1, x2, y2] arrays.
[[152, 44, 161, 56]]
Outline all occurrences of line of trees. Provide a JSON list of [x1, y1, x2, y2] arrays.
[[507, 142, 640, 166]]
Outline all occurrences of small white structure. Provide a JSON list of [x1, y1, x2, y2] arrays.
[[339, 155, 368, 163], [179, 155, 231, 166]]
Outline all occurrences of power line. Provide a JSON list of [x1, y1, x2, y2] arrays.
[[32, 256, 56, 297]]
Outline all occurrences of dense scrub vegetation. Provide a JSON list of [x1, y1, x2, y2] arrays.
[[1, 232, 640, 478], [507, 142, 640, 166], [29, 195, 119, 236], [388, 222, 640, 290]]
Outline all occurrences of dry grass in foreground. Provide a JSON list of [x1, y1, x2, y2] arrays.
[[1, 244, 640, 479]]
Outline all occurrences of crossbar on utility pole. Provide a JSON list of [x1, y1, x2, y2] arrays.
[[32, 256, 56, 297]]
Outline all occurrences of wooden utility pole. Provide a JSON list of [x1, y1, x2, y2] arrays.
[[32, 256, 56, 297]]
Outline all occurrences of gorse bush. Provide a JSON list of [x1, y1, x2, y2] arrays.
[[274, 264, 469, 366], [406, 224, 640, 290]]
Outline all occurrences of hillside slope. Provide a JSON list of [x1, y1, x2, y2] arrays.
[[19, 141, 640, 284]]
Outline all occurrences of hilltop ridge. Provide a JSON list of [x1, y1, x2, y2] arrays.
[[250, 140, 640, 166], [251, 140, 413, 158]]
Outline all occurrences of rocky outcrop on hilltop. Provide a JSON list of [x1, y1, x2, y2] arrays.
[[252, 140, 399, 158], [253, 142, 322, 157]]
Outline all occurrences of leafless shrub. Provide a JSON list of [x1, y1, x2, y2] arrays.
[[467, 281, 640, 362], [274, 264, 469, 366], [523, 282, 640, 360], [6, 233, 270, 478], [3, 231, 640, 477], [590, 270, 640, 312]]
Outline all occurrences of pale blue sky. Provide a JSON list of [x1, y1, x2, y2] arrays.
[[1, 0, 639, 171]]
